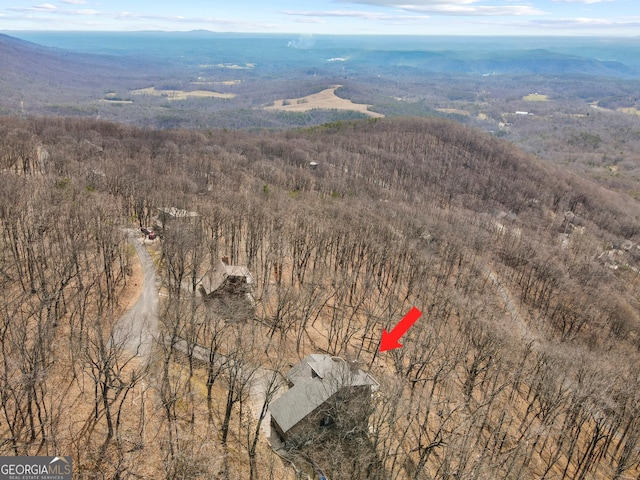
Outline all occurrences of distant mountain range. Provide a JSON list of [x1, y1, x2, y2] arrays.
[[1, 32, 638, 125], [0, 34, 124, 86], [3, 32, 638, 79], [0, 34, 165, 112], [351, 48, 638, 77]]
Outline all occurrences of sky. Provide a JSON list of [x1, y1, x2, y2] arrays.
[[1, 0, 639, 36]]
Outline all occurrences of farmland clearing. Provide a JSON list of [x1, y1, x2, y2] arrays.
[[265, 85, 384, 118], [523, 93, 549, 101], [618, 106, 640, 116], [131, 86, 236, 100], [99, 99, 134, 105], [192, 80, 242, 86], [436, 108, 471, 116]]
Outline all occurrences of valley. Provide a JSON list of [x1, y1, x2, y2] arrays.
[[3, 32, 640, 198]]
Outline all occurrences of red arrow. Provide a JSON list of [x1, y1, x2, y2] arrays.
[[380, 307, 422, 352]]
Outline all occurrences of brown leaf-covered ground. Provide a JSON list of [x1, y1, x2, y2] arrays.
[[1, 115, 639, 479]]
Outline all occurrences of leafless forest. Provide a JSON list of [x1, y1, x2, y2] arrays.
[[1, 115, 640, 479]]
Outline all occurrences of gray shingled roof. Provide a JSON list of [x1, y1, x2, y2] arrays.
[[269, 354, 378, 434], [198, 258, 254, 294]]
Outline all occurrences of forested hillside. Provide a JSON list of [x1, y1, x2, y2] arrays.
[[1, 115, 639, 479]]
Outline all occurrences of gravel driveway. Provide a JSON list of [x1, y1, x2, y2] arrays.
[[113, 232, 159, 364]]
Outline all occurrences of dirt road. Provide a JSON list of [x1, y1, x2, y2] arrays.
[[117, 232, 283, 444], [114, 233, 159, 364], [484, 265, 537, 344]]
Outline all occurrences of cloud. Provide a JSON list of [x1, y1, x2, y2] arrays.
[[283, 9, 429, 21], [528, 16, 640, 28], [552, 0, 613, 3], [2, 4, 274, 30], [328, 0, 545, 16], [404, 5, 543, 15], [7, 3, 57, 12], [293, 18, 327, 24], [114, 11, 233, 24], [8, 4, 105, 16], [99, 12, 282, 31], [337, 0, 476, 5], [486, 15, 640, 32]]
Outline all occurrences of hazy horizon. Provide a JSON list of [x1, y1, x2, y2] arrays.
[[4, 29, 640, 37], [2, 0, 640, 36], [5, 30, 639, 67]]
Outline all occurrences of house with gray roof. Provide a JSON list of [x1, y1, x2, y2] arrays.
[[269, 354, 378, 446], [198, 257, 254, 298]]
